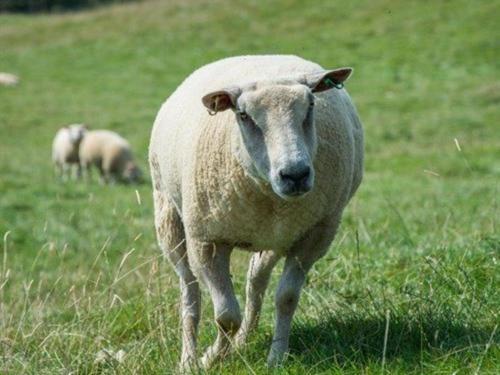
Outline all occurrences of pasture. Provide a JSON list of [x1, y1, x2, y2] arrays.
[[0, 0, 498, 373]]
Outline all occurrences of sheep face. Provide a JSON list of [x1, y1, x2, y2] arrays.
[[67, 124, 87, 145], [202, 67, 352, 199], [236, 84, 317, 199], [123, 162, 142, 184]]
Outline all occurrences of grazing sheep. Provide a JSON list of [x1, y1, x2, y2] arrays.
[[149, 55, 364, 370], [52, 124, 88, 180], [0, 72, 19, 86], [79, 130, 142, 184]]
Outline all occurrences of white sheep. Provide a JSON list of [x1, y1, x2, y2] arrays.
[[79, 130, 142, 184], [149, 55, 364, 370], [0, 72, 19, 86], [52, 124, 88, 180]]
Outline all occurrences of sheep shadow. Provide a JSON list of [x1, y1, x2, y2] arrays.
[[280, 312, 498, 370]]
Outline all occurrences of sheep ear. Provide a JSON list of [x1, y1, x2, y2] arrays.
[[305, 68, 353, 93], [202, 87, 241, 113]]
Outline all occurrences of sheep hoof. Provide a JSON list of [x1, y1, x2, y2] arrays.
[[178, 357, 199, 374], [233, 329, 249, 349], [267, 350, 287, 368], [200, 342, 230, 370], [200, 350, 216, 370]]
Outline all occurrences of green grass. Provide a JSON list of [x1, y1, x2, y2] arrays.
[[0, 0, 498, 373]]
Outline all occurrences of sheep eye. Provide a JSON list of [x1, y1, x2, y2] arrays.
[[239, 112, 249, 120], [309, 101, 315, 108]]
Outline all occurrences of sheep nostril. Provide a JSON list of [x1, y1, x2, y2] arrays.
[[279, 166, 311, 185]]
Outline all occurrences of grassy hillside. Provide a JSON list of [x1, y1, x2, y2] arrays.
[[0, 0, 498, 373]]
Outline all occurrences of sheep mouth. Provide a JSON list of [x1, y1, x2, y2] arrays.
[[271, 181, 313, 200]]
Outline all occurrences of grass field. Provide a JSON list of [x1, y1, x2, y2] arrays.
[[0, 0, 499, 373]]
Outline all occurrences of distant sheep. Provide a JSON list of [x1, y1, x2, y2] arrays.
[[79, 130, 142, 184], [52, 124, 88, 180], [0, 72, 19, 86], [149, 55, 364, 370]]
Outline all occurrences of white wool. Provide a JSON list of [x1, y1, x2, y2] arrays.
[[0, 72, 19, 86], [52, 124, 87, 180], [79, 130, 141, 183]]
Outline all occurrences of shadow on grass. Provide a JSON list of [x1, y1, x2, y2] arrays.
[[285, 311, 497, 370]]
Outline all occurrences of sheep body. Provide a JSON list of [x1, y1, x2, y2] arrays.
[[79, 130, 141, 184], [0, 72, 19, 86], [149, 55, 364, 369], [52, 124, 87, 180], [151, 55, 362, 252]]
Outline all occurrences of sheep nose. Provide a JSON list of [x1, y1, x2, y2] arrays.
[[279, 166, 311, 186]]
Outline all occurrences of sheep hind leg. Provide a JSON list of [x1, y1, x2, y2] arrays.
[[188, 241, 241, 369], [155, 195, 200, 372], [97, 166, 108, 185], [235, 250, 280, 348], [70, 164, 81, 181]]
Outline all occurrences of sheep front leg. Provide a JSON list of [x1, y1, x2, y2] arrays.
[[81, 162, 92, 182], [61, 163, 71, 182], [77, 164, 83, 180], [54, 162, 63, 180], [267, 219, 338, 367], [73, 164, 82, 180], [235, 250, 280, 348], [177, 269, 201, 371], [190, 241, 241, 369]]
